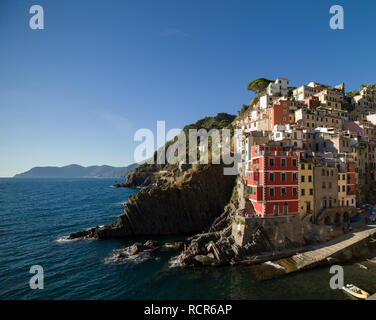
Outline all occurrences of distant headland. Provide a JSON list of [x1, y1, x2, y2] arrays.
[[13, 163, 137, 179]]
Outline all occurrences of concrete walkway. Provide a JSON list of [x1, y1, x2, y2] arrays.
[[288, 227, 376, 270], [367, 293, 376, 300]]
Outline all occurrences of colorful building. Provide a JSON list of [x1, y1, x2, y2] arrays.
[[246, 145, 299, 217], [267, 100, 291, 130], [337, 162, 356, 208], [313, 162, 339, 221], [299, 159, 314, 219]]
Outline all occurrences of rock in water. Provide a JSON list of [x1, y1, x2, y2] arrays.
[[144, 240, 159, 249], [131, 243, 144, 255], [194, 254, 217, 266]]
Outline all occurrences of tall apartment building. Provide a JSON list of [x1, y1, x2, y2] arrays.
[[246, 145, 299, 217], [267, 100, 290, 130], [299, 159, 314, 219], [337, 162, 356, 208], [313, 162, 339, 220]]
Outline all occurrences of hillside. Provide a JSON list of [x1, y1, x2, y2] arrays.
[[122, 112, 236, 188]]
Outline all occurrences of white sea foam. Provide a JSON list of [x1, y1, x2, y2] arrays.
[[356, 263, 368, 270], [54, 235, 79, 243], [54, 234, 95, 243], [168, 255, 182, 268], [104, 246, 154, 265], [263, 261, 285, 270]]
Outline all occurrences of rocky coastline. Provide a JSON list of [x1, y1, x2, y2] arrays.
[[68, 163, 236, 240]]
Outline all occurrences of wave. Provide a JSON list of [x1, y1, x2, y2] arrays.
[[263, 261, 285, 270], [54, 235, 80, 243], [168, 255, 182, 268], [104, 246, 155, 265], [54, 233, 97, 243]]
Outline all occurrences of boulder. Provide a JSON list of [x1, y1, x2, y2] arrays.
[[194, 255, 216, 266], [144, 240, 159, 249], [131, 242, 144, 255]]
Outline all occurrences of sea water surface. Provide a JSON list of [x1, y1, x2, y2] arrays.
[[0, 178, 375, 300]]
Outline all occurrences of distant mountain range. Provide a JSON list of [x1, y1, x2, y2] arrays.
[[13, 164, 138, 179]]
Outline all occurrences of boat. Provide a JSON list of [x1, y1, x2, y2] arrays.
[[342, 284, 370, 300]]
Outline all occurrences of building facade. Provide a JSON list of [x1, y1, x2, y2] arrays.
[[246, 145, 299, 217]]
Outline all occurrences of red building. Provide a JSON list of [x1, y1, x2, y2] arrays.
[[267, 101, 290, 130], [345, 163, 356, 196], [245, 145, 299, 217]]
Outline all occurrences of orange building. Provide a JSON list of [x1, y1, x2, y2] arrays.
[[267, 101, 290, 130], [303, 96, 320, 109]]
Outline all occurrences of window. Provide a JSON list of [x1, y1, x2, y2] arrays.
[[281, 188, 286, 196], [269, 188, 274, 197], [281, 173, 286, 182], [301, 175, 305, 182], [308, 164, 312, 170], [293, 188, 298, 196], [292, 159, 297, 167], [309, 189, 313, 195], [293, 173, 297, 181], [328, 182, 332, 189], [308, 175, 312, 182], [301, 164, 305, 170], [269, 173, 274, 182], [322, 169, 325, 176], [281, 158, 286, 167], [322, 182, 326, 189], [301, 188, 305, 196], [269, 158, 274, 167]]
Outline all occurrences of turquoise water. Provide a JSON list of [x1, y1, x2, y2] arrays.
[[0, 178, 375, 300]]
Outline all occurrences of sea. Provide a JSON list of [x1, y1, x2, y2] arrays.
[[0, 178, 375, 300]]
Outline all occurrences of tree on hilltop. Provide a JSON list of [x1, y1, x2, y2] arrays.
[[246, 78, 273, 95]]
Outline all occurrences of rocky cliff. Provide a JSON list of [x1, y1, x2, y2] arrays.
[[68, 163, 236, 239], [179, 213, 342, 267]]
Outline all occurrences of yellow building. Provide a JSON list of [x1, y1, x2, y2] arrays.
[[299, 160, 315, 219], [351, 140, 369, 187], [314, 88, 342, 110]]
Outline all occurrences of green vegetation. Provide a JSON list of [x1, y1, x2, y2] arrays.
[[246, 78, 273, 95], [361, 84, 376, 90], [237, 104, 251, 117], [231, 183, 238, 204], [133, 113, 236, 173], [287, 86, 296, 97], [182, 113, 235, 132]]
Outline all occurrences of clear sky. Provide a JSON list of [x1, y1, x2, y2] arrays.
[[0, 0, 375, 177]]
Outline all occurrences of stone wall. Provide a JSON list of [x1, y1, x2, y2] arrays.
[[316, 207, 357, 226], [232, 215, 339, 250]]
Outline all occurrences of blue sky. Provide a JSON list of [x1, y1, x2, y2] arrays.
[[0, 0, 375, 176]]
